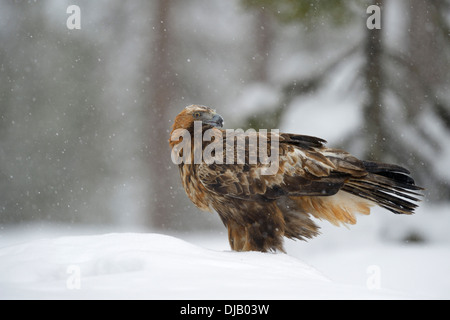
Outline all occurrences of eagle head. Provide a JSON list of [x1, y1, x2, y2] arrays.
[[171, 105, 224, 132]]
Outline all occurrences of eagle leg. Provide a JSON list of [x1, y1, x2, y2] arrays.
[[227, 220, 247, 251], [227, 216, 285, 253]]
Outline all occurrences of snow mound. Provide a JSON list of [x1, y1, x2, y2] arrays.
[[0, 233, 417, 299]]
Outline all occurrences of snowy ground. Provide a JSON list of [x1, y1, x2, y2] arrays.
[[0, 204, 449, 300]]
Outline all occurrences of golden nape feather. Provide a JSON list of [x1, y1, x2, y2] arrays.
[[169, 105, 423, 252]]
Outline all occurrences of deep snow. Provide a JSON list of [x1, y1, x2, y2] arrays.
[[1, 205, 449, 300], [0, 233, 416, 299]]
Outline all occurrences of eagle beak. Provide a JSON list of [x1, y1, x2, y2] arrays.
[[204, 113, 224, 128]]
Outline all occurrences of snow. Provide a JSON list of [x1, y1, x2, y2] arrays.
[[0, 233, 405, 300], [1, 204, 449, 300]]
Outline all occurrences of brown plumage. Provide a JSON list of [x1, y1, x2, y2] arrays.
[[169, 105, 423, 252]]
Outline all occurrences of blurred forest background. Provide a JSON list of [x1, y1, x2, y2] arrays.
[[1, 0, 449, 234]]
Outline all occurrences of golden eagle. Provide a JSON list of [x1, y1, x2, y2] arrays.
[[169, 105, 422, 252]]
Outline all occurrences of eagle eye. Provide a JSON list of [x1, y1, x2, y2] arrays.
[[193, 112, 201, 119]]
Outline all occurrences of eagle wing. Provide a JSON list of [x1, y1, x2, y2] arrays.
[[197, 132, 420, 228], [197, 132, 365, 200]]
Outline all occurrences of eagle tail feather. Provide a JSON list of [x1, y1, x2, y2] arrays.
[[342, 161, 423, 215]]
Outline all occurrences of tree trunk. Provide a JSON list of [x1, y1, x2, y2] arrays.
[[252, 8, 272, 83], [146, 0, 175, 228], [363, 0, 385, 161]]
